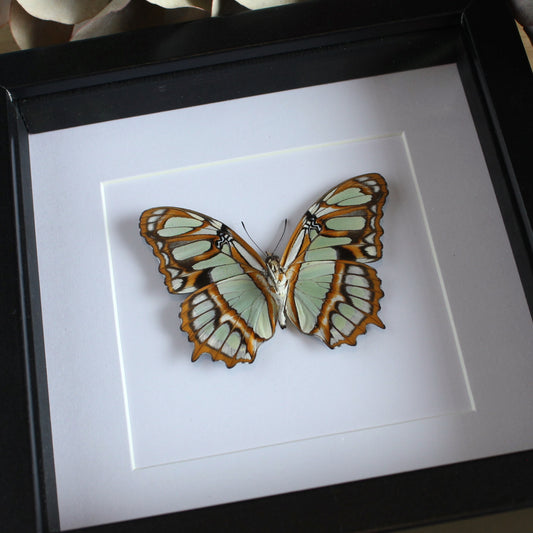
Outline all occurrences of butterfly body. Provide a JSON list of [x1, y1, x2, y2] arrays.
[[264, 254, 290, 328], [140, 174, 388, 368]]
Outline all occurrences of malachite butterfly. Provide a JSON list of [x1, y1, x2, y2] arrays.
[[140, 173, 388, 368]]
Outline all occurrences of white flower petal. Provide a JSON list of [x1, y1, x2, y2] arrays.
[[146, 0, 210, 9], [17, 0, 112, 24], [234, 0, 303, 9], [510, 0, 533, 26], [10, 1, 73, 48], [212, 0, 248, 16], [70, 0, 131, 39], [72, 3, 207, 41]]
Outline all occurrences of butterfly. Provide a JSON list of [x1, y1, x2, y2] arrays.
[[140, 173, 388, 368]]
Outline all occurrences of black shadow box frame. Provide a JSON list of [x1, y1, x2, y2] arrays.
[[1, 0, 532, 531]]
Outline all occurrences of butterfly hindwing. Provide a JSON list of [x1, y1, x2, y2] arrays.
[[283, 174, 388, 348], [180, 271, 277, 367], [286, 260, 384, 348], [140, 208, 276, 367]]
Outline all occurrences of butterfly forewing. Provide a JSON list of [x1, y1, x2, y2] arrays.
[[140, 207, 276, 367], [281, 174, 387, 267], [282, 174, 388, 348], [140, 207, 266, 294]]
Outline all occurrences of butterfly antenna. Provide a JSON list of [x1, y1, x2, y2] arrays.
[[241, 221, 266, 256], [272, 218, 288, 255]]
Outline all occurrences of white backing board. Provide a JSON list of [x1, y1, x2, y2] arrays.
[[27, 64, 533, 530]]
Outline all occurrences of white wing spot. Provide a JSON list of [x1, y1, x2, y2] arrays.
[[349, 296, 372, 314], [329, 327, 344, 345], [192, 310, 216, 330], [345, 274, 369, 288], [339, 302, 364, 325], [223, 331, 242, 357], [191, 298, 215, 318], [346, 265, 365, 276], [332, 313, 355, 336], [236, 344, 248, 360], [209, 323, 231, 350], [172, 279, 184, 291], [346, 285, 371, 300], [192, 293, 208, 305], [197, 321, 216, 342], [146, 211, 165, 231]]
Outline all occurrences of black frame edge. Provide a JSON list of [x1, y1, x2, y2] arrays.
[[0, 0, 470, 99], [0, 88, 60, 533], [1, 1, 532, 532], [461, 0, 533, 315], [19, 25, 460, 134], [0, 89, 39, 532]]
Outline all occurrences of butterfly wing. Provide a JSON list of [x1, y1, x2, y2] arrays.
[[281, 174, 388, 348], [180, 271, 276, 367], [140, 207, 267, 294], [140, 208, 277, 367]]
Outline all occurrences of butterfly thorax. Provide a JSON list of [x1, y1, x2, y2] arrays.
[[265, 254, 289, 329]]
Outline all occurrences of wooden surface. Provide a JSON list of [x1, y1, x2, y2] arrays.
[[0, 16, 531, 533]]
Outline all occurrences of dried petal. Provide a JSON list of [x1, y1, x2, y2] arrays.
[[234, 0, 304, 9], [70, 0, 130, 40], [17, 0, 112, 24], [526, 25, 533, 45], [72, 0, 207, 41], [146, 0, 210, 9], [0, 0, 11, 27], [509, 0, 533, 26], [212, 0, 248, 16], [10, 1, 73, 48]]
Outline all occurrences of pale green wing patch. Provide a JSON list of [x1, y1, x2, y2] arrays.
[[140, 207, 267, 295], [180, 273, 276, 368], [288, 261, 335, 334], [325, 216, 366, 231], [286, 260, 384, 348], [280, 174, 388, 269], [157, 216, 203, 237], [325, 188, 372, 206], [171, 240, 212, 261]]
